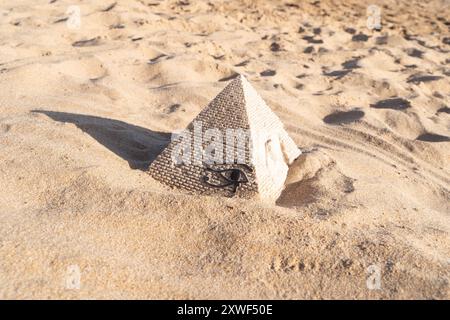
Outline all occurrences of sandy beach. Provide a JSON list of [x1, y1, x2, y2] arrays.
[[0, 0, 449, 299]]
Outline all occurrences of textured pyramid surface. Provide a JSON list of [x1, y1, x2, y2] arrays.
[[148, 75, 301, 202]]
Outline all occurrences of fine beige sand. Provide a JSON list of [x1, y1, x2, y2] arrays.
[[0, 0, 449, 299]]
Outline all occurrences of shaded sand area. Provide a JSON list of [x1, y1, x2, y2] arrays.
[[0, 0, 449, 299]]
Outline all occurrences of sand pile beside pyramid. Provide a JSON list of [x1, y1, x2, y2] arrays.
[[0, 0, 448, 299]]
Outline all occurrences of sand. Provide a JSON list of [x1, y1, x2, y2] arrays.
[[0, 0, 449, 299]]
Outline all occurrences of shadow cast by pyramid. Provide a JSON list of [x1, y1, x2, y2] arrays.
[[33, 110, 171, 170]]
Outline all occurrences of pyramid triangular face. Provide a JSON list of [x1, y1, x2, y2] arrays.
[[148, 75, 301, 202]]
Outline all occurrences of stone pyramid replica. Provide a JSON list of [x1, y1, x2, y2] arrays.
[[148, 75, 301, 202]]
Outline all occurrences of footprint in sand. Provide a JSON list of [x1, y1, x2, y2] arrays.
[[276, 178, 319, 208], [219, 73, 239, 82], [33, 111, 171, 170], [109, 23, 125, 29], [234, 60, 249, 67], [352, 33, 369, 42], [341, 57, 361, 70], [370, 98, 411, 110], [433, 92, 444, 99], [0, 123, 11, 133], [416, 133, 450, 142], [53, 17, 68, 24], [285, 3, 299, 8], [270, 42, 281, 52], [211, 54, 225, 60], [323, 69, 351, 80], [302, 35, 323, 44], [101, 2, 117, 12], [148, 54, 173, 65], [323, 110, 365, 125], [344, 27, 356, 34], [166, 104, 183, 114], [436, 106, 450, 114], [303, 46, 314, 54]]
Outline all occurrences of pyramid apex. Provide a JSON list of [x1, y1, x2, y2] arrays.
[[226, 74, 254, 96], [224, 73, 246, 84]]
